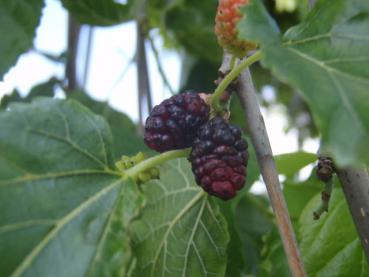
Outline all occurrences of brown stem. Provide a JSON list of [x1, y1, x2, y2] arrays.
[[65, 14, 81, 91], [336, 167, 369, 262], [220, 54, 306, 276]]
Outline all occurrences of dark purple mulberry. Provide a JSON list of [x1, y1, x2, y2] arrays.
[[189, 117, 248, 200], [144, 92, 210, 153]]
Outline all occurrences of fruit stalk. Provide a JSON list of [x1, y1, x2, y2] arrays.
[[212, 51, 262, 113], [220, 53, 306, 276], [125, 148, 191, 179], [312, 179, 333, 220]]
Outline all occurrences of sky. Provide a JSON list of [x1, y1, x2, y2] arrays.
[[0, 0, 318, 192]]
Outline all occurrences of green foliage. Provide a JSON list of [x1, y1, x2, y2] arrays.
[[234, 194, 274, 275], [275, 151, 316, 178], [284, 178, 321, 224], [216, 200, 246, 277], [0, 89, 22, 110], [160, 0, 222, 63], [229, 194, 289, 276], [62, 0, 135, 26], [179, 54, 218, 93], [70, 91, 149, 158], [0, 98, 143, 276], [0, 85, 147, 159], [0, 0, 44, 78], [259, 228, 290, 277], [244, 140, 260, 190], [0, 78, 58, 109], [131, 158, 229, 276], [299, 188, 369, 276], [238, 0, 369, 166]]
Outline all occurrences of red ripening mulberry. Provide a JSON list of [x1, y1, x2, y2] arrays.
[[189, 117, 248, 200], [214, 0, 257, 57], [144, 92, 210, 153]]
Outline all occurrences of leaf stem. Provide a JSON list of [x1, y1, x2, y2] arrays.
[[212, 50, 262, 113], [230, 55, 237, 70], [125, 148, 191, 179], [313, 179, 333, 220]]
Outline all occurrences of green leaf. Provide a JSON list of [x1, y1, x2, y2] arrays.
[[238, 0, 369, 166], [70, 91, 149, 158], [0, 89, 22, 110], [0, 98, 143, 276], [284, 179, 321, 223], [61, 0, 134, 26], [0, 78, 58, 110], [299, 188, 369, 276], [216, 200, 246, 277], [245, 140, 260, 190], [27, 78, 59, 98], [0, 0, 44, 78], [131, 158, 229, 276], [259, 228, 290, 277], [164, 0, 222, 63], [234, 194, 275, 275], [275, 152, 316, 178], [179, 54, 218, 93]]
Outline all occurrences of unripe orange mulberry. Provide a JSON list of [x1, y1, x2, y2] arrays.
[[215, 0, 257, 57]]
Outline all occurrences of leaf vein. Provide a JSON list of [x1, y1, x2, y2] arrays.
[[28, 128, 108, 168], [182, 198, 207, 277], [11, 178, 123, 276], [0, 169, 119, 186], [148, 192, 205, 275]]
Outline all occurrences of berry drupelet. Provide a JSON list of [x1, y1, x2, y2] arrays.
[[189, 117, 248, 200], [214, 0, 257, 57], [144, 92, 210, 153]]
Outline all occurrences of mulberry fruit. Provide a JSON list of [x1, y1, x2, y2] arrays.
[[215, 0, 257, 57], [144, 92, 210, 153], [189, 117, 248, 200]]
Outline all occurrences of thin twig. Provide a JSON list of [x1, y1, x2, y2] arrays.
[[82, 26, 94, 89], [107, 57, 135, 99], [136, 21, 153, 133], [65, 14, 81, 91], [221, 54, 306, 276], [337, 167, 369, 262], [148, 34, 175, 95]]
